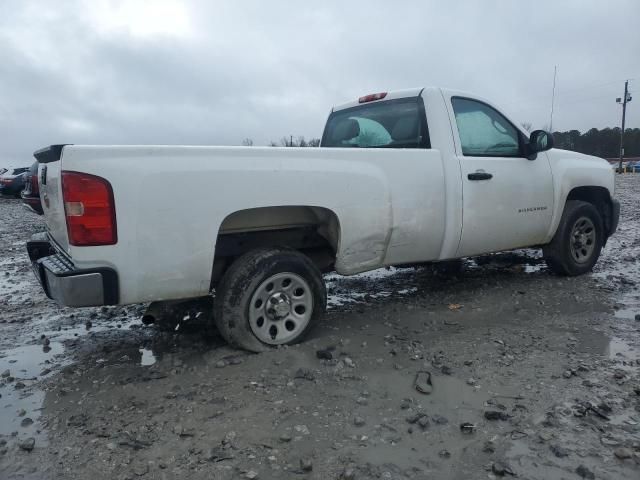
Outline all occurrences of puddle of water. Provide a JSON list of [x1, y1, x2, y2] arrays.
[[0, 389, 45, 439], [0, 342, 64, 379], [524, 263, 545, 273], [356, 372, 527, 473], [369, 370, 492, 413], [139, 348, 157, 366], [573, 329, 638, 368], [423, 374, 492, 412], [324, 267, 402, 283], [607, 412, 640, 427], [615, 306, 639, 320], [613, 290, 640, 320], [0, 342, 64, 439], [506, 440, 534, 458], [0, 312, 144, 440], [325, 267, 419, 308], [607, 337, 638, 373], [397, 288, 418, 295], [505, 440, 570, 480], [574, 329, 611, 355]]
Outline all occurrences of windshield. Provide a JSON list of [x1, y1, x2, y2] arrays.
[[321, 97, 430, 149]]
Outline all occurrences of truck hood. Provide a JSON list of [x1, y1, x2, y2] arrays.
[[547, 148, 610, 166], [546, 148, 615, 197]]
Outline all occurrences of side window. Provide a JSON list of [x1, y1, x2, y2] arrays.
[[452, 97, 521, 157]]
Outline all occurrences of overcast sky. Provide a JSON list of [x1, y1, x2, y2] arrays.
[[1, 0, 639, 165]]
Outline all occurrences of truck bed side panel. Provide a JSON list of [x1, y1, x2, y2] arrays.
[[59, 145, 447, 304]]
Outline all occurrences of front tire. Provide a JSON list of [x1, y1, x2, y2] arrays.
[[214, 247, 327, 352], [543, 200, 604, 276]]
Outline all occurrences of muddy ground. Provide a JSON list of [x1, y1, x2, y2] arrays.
[[1, 177, 639, 480]]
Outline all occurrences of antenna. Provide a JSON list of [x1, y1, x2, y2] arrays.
[[549, 65, 557, 132]]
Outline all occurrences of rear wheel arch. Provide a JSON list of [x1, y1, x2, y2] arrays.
[[210, 206, 341, 288]]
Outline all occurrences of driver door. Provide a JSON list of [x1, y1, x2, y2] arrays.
[[450, 97, 554, 257]]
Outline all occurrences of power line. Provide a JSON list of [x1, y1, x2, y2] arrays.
[[506, 92, 625, 112], [502, 75, 640, 108], [556, 92, 620, 106], [557, 79, 625, 96]]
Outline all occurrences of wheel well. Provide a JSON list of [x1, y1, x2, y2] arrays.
[[565, 186, 614, 237], [210, 206, 340, 288]]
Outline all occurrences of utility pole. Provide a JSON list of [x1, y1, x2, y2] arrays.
[[616, 80, 632, 173]]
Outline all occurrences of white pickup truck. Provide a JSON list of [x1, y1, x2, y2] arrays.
[[27, 87, 619, 351]]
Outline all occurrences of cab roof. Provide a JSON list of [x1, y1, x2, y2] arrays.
[[332, 87, 427, 112]]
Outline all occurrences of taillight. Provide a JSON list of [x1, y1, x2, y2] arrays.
[[61, 171, 117, 246], [358, 92, 387, 103], [31, 174, 38, 193]]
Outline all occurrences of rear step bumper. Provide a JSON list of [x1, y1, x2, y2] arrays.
[[26, 232, 119, 307]]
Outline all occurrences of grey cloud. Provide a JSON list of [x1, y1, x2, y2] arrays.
[[1, 0, 639, 165]]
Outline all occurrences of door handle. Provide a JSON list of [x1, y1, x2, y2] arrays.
[[468, 171, 493, 181]]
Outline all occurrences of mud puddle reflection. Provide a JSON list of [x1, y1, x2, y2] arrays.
[[0, 313, 146, 441]]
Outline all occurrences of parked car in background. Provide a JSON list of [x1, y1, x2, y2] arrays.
[[0, 167, 29, 197], [21, 161, 43, 214]]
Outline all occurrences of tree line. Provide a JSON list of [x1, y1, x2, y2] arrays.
[[242, 128, 640, 159], [552, 128, 640, 159], [242, 136, 321, 147]]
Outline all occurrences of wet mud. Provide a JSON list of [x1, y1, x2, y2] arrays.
[[0, 176, 639, 479]]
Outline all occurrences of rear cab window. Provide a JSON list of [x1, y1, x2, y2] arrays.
[[322, 97, 430, 149]]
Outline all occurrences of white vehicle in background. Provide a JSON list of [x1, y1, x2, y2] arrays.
[[27, 87, 619, 351]]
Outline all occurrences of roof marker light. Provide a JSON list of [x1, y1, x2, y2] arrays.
[[358, 92, 387, 103]]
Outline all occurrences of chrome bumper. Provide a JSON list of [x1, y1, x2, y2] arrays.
[[26, 233, 118, 307]]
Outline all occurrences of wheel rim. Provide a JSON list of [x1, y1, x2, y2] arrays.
[[569, 216, 596, 264], [248, 272, 313, 345]]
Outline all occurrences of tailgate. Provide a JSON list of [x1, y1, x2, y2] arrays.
[[34, 145, 70, 252]]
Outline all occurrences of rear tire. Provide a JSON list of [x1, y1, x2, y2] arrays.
[[543, 200, 603, 276], [214, 247, 327, 352]]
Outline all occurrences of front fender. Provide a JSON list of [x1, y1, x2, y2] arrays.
[[545, 149, 615, 242]]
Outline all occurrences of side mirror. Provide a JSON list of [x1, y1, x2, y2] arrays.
[[527, 130, 554, 160]]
